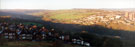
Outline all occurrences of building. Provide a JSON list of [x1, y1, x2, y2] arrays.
[[125, 12, 135, 21]]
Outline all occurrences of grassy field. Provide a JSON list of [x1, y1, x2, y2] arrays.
[[0, 41, 84, 47], [0, 41, 52, 47], [23, 22, 43, 27], [123, 40, 135, 47], [49, 12, 94, 20], [34, 10, 96, 22]]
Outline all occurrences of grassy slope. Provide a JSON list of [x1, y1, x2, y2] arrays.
[[1, 41, 82, 47], [32, 9, 135, 31], [32, 9, 95, 21], [49, 11, 94, 20]]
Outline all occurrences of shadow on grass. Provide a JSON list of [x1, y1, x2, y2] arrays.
[[0, 12, 135, 47]]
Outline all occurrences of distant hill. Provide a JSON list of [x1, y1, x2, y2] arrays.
[[0, 9, 44, 14], [0, 10, 42, 20], [0, 9, 135, 31], [28, 9, 135, 31]]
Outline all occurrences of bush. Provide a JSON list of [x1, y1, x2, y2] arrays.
[[0, 36, 8, 46], [102, 36, 123, 47], [51, 40, 64, 47]]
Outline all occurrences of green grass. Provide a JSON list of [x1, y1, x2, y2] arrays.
[[23, 22, 43, 27], [48, 11, 95, 20]]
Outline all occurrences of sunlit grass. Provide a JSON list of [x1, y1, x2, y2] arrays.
[[49, 12, 95, 20]]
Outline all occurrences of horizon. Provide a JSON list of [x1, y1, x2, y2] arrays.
[[0, 0, 135, 10], [1, 8, 135, 10]]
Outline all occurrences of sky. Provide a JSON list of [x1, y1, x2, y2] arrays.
[[0, 0, 135, 10]]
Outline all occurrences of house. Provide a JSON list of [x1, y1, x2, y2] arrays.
[[18, 29, 32, 40], [2, 27, 17, 40]]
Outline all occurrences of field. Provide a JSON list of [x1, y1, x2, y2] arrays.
[[0, 41, 82, 47], [23, 22, 43, 27], [49, 11, 94, 20], [33, 9, 96, 22]]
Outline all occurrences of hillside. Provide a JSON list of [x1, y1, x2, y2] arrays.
[[30, 9, 135, 31], [0, 9, 135, 47]]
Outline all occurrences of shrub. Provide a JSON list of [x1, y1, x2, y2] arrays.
[[0, 36, 8, 46]]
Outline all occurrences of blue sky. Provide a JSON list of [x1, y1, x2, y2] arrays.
[[0, 0, 135, 10]]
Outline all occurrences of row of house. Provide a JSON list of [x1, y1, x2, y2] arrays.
[[0, 22, 91, 47], [72, 13, 135, 26]]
